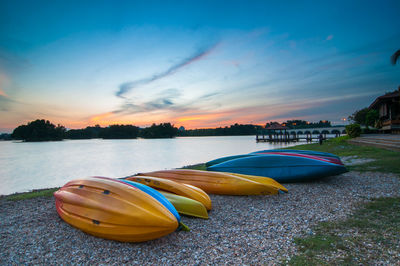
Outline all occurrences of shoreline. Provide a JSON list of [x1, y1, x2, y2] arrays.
[[1, 170, 399, 264], [2, 139, 399, 264]]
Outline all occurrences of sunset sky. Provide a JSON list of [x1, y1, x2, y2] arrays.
[[0, 0, 399, 132]]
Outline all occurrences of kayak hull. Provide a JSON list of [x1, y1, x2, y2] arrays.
[[137, 169, 280, 195], [125, 175, 212, 210], [206, 149, 343, 167], [159, 191, 209, 219], [208, 154, 347, 182], [54, 177, 178, 242]]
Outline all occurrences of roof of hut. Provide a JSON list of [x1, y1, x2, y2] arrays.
[[369, 88, 400, 109]]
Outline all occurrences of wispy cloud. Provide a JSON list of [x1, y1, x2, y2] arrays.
[[116, 43, 219, 98], [0, 95, 15, 112], [112, 88, 186, 114], [87, 89, 222, 126]]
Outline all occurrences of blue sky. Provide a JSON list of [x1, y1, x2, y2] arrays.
[[0, 0, 399, 131]]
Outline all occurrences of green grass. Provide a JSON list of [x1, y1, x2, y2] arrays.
[[2, 187, 59, 201], [286, 136, 400, 174], [181, 163, 207, 170], [285, 197, 400, 265]]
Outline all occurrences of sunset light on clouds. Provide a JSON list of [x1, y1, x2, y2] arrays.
[[0, 0, 399, 132]]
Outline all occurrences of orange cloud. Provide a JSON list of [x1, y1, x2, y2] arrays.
[[0, 88, 6, 97], [90, 112, 115, 123]]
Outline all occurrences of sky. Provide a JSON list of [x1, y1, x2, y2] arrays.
[[0, 0, 399, 132]]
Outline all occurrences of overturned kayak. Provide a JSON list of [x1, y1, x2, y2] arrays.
[[119, 179, 181, 221], [206, 149, 343, 167], [206, 154, 253, 167], [228, 172, 288, 193], [252, 149, 341, 159], [252, 150, 343, 165], [137, 169, 280, 195], [54, 176, 179, 242], [207, 154, 348, 182], [125, 175, 212, 210], [158, 191, 209, 219]]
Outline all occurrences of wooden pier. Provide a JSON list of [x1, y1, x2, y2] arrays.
[[256, 134, 325, 142], [256, 126, 346, 143]]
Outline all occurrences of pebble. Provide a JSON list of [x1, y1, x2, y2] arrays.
[[0, 171, 399, 264]]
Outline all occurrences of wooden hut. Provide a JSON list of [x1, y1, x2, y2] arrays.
[[369, 88, 400, 134], [264, 123, 290, 142]]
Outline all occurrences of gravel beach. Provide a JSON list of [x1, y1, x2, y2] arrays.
[[1, 171, 399, 265]]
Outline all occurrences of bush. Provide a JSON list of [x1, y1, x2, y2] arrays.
[[12, 119, 65, 141], [139, 123, 178, 138], [365, 109, 379, 127], [345, 124, 361, 138]]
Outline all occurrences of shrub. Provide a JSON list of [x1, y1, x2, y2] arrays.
[[345, 124, 361, 138], [12, 119, 65, 141]]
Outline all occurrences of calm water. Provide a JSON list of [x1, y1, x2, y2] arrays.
[[0, 136, 298, 195]]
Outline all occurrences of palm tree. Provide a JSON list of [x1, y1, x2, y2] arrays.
[[391, 49, 400, 65]]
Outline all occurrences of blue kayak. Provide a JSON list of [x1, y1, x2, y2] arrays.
[[207, 154, 348, 182], [120, 179, 181, 222], [205, 149, 342, 167], [252, 149, 341, 159]]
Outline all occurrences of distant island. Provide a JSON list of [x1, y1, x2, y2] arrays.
[[3, 119, 335, 142]]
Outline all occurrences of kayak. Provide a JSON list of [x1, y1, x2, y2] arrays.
[[206, 149, 343, 167], [158, 191, 209, 219], [120, 179, 180, 221], [125, 175, 212, 210], [228, 172, 288, 193], [205, 154, 252, 167], [54, 176, 179, 242], [252, 149, 341, 159], [255, 152, 343, 165], [207, 154, 347, 182], [253, 150, 343, 165], [136, 169, 280, 195]]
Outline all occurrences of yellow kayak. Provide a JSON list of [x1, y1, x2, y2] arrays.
[[159, 191, 209, 219], [137, 169, 279, 195], [54, 177, 178, 242], [228, 173, 288, 193], [125, 175, 212, 210]]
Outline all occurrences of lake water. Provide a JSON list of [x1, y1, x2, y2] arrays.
[[0, 136, 299, 195]]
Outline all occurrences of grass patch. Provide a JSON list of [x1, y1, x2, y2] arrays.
[[285, 197, 400, 265], [2, 187, 59, 201], [286, 137, 400, 174], [181, 163, 207, 170]]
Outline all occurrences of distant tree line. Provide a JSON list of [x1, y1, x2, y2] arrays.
[[11, 120, 179, 142], [177, 124, 263, 136], [0, 133, 12, 140], [265, 120, 332, 129], [8, 119, 336, 142], [66, 125, 140, 139]]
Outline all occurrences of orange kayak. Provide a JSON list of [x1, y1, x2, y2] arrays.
[[54, 176, 179, 242], [228, 173, 288, 193], [125, 175, 212, 210], [136, 169, 279, 195]]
